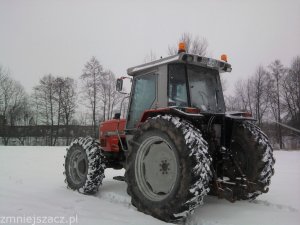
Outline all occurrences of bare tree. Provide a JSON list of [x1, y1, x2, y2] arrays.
[[98, 71, 109, 121], [60, 78, 77, 125], [224, 95, 239, 111], [80, 57, 125, 137], [230, 67, 269, 126], [98, 70, 124, 121], [0, 67, 30, 145], [53, 77, 64, 146], [60, 77, 77, 145], [33, 74, 57, 145], [0, 68, 29, 126], [32, 74, 77, 145], [31, 89, 39, 126], [7, 81, 29, 126], [0, 71, 14, 118], [0, 66, 7, 91], [168, 32, 208, 56], [282, 56, 300, 129], [234, 80, 249, 111], [80, 57, 103, 137], [226, 79, 253, 112], [267, 60, 285, 148], [250, 66, 270, 126]]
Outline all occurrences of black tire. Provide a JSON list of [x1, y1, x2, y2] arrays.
[[125, 115, 212, 222], [231, 121, 275, 200], [64, 137, 105, 194]]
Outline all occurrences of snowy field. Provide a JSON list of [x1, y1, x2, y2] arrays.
[[0, 147, 299, 225]]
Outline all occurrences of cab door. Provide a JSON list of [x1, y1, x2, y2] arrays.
[[126, 73, 157, 129]]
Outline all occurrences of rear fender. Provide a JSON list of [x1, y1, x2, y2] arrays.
[[225, 111, 255, 121], [138, 107, 203, 127], [223, 112, 255, 148]]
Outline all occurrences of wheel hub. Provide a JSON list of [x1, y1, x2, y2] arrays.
[[135, 136, 178, 201], [160, 160, 170, 174]]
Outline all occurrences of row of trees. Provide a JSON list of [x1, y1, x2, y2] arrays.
[[32, 75, 77, 145], [0, 57, 124, 145], [226, 56, 300, 148]]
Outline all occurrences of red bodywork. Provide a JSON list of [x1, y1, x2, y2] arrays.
[[99, 108, 173, 153], [99, 119, 126, 152]]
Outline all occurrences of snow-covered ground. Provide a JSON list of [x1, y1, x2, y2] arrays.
[[0, 146, 299, 225]]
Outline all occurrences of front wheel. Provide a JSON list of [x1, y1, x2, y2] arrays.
[[126, 115, 212, 222], [64, 137, 105, 194]]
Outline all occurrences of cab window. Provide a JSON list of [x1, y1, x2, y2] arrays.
[[126, 73, 157, 129], [168, 64, 188, 107]]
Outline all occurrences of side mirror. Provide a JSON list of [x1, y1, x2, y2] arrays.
[[116, 78, 123, 92]]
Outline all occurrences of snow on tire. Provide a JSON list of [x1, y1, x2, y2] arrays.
[[125, 115, 212, 222], [64, 137, 105, 194], [231, 121, 275, 200]]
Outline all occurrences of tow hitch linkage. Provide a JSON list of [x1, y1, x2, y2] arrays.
[[211, 147, 268, 202]]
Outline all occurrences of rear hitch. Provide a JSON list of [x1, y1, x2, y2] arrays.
[[216, 186, 236, 203], [210, 165, 237, 202]]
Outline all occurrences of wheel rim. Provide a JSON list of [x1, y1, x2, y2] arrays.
[[68, 148, 88, 184], [135, 136, 178, 201]]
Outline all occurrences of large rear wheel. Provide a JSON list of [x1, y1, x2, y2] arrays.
[[126, 115, 212, 222], [230, 121, 275, 200]]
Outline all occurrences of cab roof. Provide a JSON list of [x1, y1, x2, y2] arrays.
[[127, 53, 232, 76]]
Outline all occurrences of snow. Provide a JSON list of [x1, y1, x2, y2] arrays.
[[0, 147, 299, 225]]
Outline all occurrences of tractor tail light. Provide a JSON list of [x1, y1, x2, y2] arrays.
[[242, 112, 252, 117], [185, 107, 200, 114]]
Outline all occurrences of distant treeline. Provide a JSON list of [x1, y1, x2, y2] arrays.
[[1, 123, 299, 149], [0, 57, 128, 146], [225, 56, 300, 149], [0, 124, 95, 146]]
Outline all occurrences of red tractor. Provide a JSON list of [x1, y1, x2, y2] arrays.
[[64, 43, 275, 222]]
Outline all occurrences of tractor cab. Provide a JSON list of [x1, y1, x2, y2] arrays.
[[117, 43, 232, 130]]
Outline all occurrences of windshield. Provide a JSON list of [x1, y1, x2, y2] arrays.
[[187, 65, 225, 112]]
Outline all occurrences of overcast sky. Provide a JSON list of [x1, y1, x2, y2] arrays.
[[0, 0, 299, 95]]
